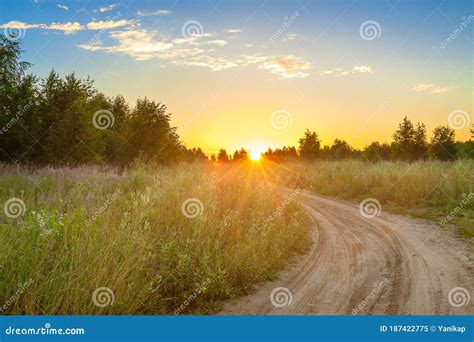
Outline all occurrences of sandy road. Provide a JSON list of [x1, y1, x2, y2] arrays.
[[220, 190, 473, 315]]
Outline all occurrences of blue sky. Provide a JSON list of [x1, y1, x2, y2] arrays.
[[1, 0, 472, 152]]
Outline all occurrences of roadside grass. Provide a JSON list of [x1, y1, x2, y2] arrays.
[[0, 162, 311, 314], [267, 160, 474, 239]]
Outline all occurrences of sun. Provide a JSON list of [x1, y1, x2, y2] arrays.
[[249, 150, 262, 161]]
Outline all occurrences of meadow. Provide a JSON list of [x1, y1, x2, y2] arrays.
[[0, 162, 310, 314], [268, 160, 474, 238], [0, 159, 472, 315]]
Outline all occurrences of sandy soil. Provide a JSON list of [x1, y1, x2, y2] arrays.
[[220, 190, 473, 315]]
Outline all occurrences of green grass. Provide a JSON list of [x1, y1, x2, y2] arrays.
[[268, 160, 474, 238], [2, 159, 471, 315], [0, 163, 311, 314]]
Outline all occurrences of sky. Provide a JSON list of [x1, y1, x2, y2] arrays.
[[0, 0, 472, 154]]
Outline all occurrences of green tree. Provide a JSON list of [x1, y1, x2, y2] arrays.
[[43, 72, 105, 165], [128, 98, 183, 164], [0, 34, 41, 162], [329, 139, 353, 159], [413, 123, 428, 160], [263, 146, 297, 161], [363, 142, 382, 162], [298, 129, 320, 159], [217, 149, 229, 162], [233, 148, 248, 161], [430, 126, 456, 161], [393, 116, 415, 161], [392, 117, 427, 161], [455, 141, 474, 159], [363, 142, 393, 162], [103, 95, 131, 166]]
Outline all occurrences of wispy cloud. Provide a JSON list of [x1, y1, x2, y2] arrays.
[[99, 4, 117, 13], [352, 66, 373, 73], [282, 33, 303, 41], [79, 27, 227, 68], [172, 55, 238, 71], [0, 21, 82, 34], [172, 34, 226, 47], [226, 29, 241, 33], [137, 9, 171, 16], [321, 66, 374, 77], [0, 20, 133, 34], [86, 20, 133, 30], [79, 28, 173, 61], [206, 40, 226, 46], [320, 68, 343, 75], [412, 83, 452, 94], [257, 55, 311, 78], [57, 4, 69, 11], [78, 27, 311, 78]]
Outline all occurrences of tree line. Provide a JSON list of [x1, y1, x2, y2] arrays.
[[275, 118, 473, 163], [0, 34, 472, 166], [213, 119, 473, 163]]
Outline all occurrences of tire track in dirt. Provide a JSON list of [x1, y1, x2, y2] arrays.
[[220, 191, 473, 315]]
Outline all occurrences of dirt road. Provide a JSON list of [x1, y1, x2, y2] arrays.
[[220, 190, 473, 315]]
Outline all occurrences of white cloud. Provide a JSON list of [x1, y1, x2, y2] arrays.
[[137, 9, 171, 16], [226, 29, 241, 33], [282, 33, 303, 41], [47, 22, 83, 34], [80, 28, 173, 61], [352, 66, 373, 74], [0, 21, 83, 34], [77, 27, 311, 79], [320, 68, 343, 75], [99, 4, 117, 13], [172, 33, 212, 45], [57, 4, 69, 11], [206, 40, 227, 46], [239, 54, 268, 65], [321, 65, 374, 77], [0, 19, 133, 34], [172, 55, 238, 71], [158, 47, 206, 59], [86, 20, 133, 30], [258, 55, 310, 78], [172, 34, 227, 47], [412, 83, 452, 93]]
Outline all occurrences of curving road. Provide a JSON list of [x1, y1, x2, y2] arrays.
[[220, 190, 473, 315]]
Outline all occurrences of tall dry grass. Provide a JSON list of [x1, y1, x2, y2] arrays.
[[267, 160, 474, 237], [0, 163, 310, 314]]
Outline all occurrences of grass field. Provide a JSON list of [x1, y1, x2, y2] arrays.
[[1, 160, 472, 315], [267, 160, 474, 238], [0, 162, 310, 314]]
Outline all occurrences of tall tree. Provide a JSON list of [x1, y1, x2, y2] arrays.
[[430, 126, 456, 161], [392, 116, 428, 161], [103, 95, 131, 165], [128, 98, 183, 164], [44, 72, 105, 164], [232, 148, 248, 161], [413, 123, 428, 160], [298, 129, 320, 159], [217, 149, 229, 162], [0, 34, 40, 162], [329, 139, 353, 159]]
